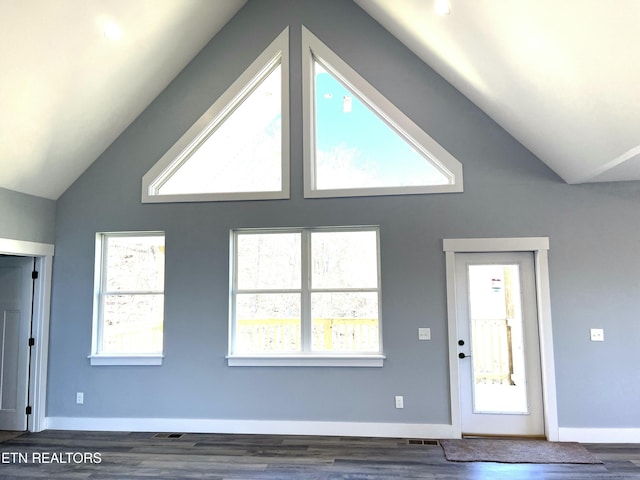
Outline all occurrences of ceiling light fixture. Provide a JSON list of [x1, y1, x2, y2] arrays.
[[103, 21, 123, 41], [434, 0, 451, 16]]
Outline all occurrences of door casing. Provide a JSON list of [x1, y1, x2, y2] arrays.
[[443, 237, 558, 441], [0, 238, 54, 433]]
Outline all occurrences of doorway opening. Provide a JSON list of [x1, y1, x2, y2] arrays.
[[0, 238, 54, 433], [0, 255, 34, 431]]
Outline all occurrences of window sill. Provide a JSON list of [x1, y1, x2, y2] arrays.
[[226, 355, 385, 367], [89, 354, 164, 366]]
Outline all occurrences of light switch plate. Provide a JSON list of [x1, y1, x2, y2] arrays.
[[418, 327, 431, 340], [590, 328, 604, 342]]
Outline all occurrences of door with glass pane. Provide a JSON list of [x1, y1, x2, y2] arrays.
[[455, 252, 544, 437]]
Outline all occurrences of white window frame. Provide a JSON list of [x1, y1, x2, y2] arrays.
[[142, 27, 290, 203], [227, 226, 385, 367], [302, 25, 463, 198], [89, 232, 165, 366]]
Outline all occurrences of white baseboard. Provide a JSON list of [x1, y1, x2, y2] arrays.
[[44, 418, 640, 443], [558, 427, 640, 443], [45, 417, 455, 439]]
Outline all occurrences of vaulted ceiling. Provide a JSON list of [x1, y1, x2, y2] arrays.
[[2, 0, 638, 200], [356, 0, 640, 185], [1, 0, 247, 199]]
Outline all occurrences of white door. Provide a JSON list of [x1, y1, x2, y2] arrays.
[[0, 256, 33, 431], [455, 252, 544, 437]]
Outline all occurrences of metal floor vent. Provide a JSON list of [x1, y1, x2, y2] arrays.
[[154, 433, 185, 439], [407, 439, 439, 446]]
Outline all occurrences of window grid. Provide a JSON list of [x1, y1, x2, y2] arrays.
[[230, 227, 382, 357]]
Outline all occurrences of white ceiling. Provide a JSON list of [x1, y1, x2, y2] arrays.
[[355, 0, 640, 184], [2, 0, 639, 200], [0, 0, 246, 199]]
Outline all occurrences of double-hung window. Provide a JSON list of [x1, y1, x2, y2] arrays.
[[229, 227, 383, 367], [91, 232, 165, 365]]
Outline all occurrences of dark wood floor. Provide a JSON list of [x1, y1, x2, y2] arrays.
[[0, 430, 639, 479]]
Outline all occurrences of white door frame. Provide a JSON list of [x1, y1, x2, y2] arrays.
[[0, 237, 54, 433], [443, 237, 558, 441]]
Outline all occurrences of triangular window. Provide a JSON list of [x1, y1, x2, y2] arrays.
[[302, 27, 462, 198], [142, 28, 289, 203]]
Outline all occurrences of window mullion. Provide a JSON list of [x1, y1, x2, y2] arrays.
[[235, 288, 302, 295], [300, 230, 312, 352], [102, 290, 164, 296], [309, 287, 378, 294]]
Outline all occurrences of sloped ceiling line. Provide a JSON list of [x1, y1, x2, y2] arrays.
[[2, 0, 639, 200]]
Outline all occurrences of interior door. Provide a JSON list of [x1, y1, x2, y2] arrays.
[[455, 252, 544, 437], [0, 256, 33, 431]]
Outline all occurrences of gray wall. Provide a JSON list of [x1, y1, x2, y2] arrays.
[[48, 0, 640, 429], [0, 187, 56, 244]]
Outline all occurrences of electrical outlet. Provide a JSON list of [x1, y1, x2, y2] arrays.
[[395, 395, 404, 409], [76, 392, 84, 404], [590, 328, 604, 342]]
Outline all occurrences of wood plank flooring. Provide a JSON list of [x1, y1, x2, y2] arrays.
[[0, 430, 638, 479]]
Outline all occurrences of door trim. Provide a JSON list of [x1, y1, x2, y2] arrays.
[[443, 237, 558, 441], [0, 238, 54, 433]]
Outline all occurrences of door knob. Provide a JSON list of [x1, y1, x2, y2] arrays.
[[458, 340, 465, 346], [458, 352, 471, 359]]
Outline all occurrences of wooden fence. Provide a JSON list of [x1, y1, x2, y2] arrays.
[[103, 323, 163, 354], [472, 318, 514, 385], [237, 318, 379, 353]]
